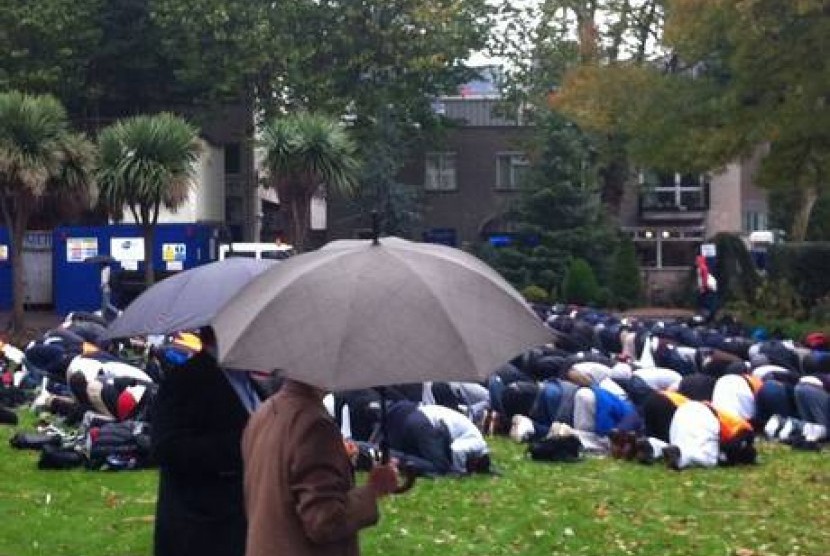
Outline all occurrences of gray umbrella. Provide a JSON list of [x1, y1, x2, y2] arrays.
[[105, 258, 276, 339], [211, 236, 553, 391]]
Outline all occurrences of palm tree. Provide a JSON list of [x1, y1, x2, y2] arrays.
[[259, 112, 360, 251], [0, 91, 95, 332], [97, 113, 201, 288]]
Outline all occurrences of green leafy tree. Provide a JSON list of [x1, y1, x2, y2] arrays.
[[286, 0, 494, 238], [97, 113, 201, 287], [608, 238, 642, 309], [479, 111, 618, 296], [555, 1, 830, 241], [563, 257, 601, 305], [495, 1, 667, 216], [1, 0, 289, 118], [339, 106, 422, 237], [0, 91, 95, 332], [0, 0, 102, 103], [769, 187, 830, 241], [259, 113, 360, 252]]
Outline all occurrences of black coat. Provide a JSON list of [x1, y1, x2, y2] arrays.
[[151, 350, 252, 556]]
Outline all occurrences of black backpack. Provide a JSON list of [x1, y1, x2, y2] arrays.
[[38, 444, 86, 470], [527, 435, 582, 463]]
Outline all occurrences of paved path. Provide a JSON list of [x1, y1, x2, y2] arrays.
[[0, 309, 64, 343]]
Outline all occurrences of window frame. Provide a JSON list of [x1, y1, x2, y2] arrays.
[[424, 151, 458, 192], [495, 151, 530, 191], [640, 171, 708, 210]]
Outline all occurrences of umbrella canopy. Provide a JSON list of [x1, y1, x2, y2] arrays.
[[212, 237, 553, 391], [105, 258, 276, 339], [84, 255, 118, 266]]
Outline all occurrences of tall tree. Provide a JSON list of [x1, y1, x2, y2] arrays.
[[269, 0, 494, 233], [0, 91, 95, 332], [555, 0, 830, 241], [0, 0, 102, 104], [345, 107, 422, 237], [259, 112, 360, 252], [1, 0, 294, 123], [97, 113, 201, 287], [498, 0, 667, 217], [477, 111, 618, 296]]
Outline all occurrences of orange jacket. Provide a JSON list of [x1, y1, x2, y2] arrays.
[[706, 402, 753, 443], [743, 374, 763, 395]]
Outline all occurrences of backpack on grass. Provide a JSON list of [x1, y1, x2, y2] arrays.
[[527, 435, 582, 463]]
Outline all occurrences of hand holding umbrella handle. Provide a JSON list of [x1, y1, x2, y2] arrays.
[[368, 462, 417, 496], [392, 465, 417, 494]]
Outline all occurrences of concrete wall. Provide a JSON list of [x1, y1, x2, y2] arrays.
[[120, 142, 225, 225], [641, 268, 692, 305]]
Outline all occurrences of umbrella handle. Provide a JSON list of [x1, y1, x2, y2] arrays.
[[393, 465, 418, 495]]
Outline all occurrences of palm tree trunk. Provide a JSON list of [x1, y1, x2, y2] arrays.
[[290, 198, 307, 253], [143, 223, 156, 287], [790, 185, 818, 242], [9, 205, 29, 332]]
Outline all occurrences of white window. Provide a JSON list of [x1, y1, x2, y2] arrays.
[[496, 152, 529, 190], [743, 210, 768, 232], [640, 171, 707, 210], [425, 152, 457, 191]]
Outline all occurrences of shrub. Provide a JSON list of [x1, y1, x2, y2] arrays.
[[768, 242, 830, 306], [562, 258, 601, 305], [607, 239, 642, 309], [711, 232, 762, 302], [521, 284, 549, 304], [809, 294, 830, 324], [727, 278, 806, 323]]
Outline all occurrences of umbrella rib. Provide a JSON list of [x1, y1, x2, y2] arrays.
[[385, 249, 482, 380]]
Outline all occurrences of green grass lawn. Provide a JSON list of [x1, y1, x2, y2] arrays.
[[2, 412, 829, 556]]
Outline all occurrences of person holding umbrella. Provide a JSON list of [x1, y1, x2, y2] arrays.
[[208, 231, 556, 555], [242, 377, 400, 556]]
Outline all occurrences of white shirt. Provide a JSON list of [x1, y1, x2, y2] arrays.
[[418, 404, 488, 473]]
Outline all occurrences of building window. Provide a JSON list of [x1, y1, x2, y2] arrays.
[[662, 240, 698, 268], [625, 228, 703, 269], [634, 241, 658, 268], [496, 152, 529, 190], [225, 143, 241, 175], [744, 210, 768, 232], [425, 152, 457, 191], [640, 171, 708, 210]]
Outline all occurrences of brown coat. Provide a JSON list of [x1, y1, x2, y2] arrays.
[[242, 380, 379, 556]]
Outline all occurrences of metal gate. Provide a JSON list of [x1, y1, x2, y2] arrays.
[[23, 231, 53, 306]]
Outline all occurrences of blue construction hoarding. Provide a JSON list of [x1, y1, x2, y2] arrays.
[[0, 227, 10, 310], [53, 223, 219, 315]]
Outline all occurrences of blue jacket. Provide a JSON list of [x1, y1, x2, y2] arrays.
[[591, 385, 639, 436]]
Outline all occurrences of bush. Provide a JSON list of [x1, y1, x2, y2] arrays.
[[809, 294, 830, 324], [521, 284, 549, 304], [607, 239, 642, 309], [768, 242, 830, 306], [562, 258, 601, 305], [711, 232, 761, 302], [727, 278, 806, 323]]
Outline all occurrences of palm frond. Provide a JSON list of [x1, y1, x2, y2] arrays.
[[96, 113, 201, 222], [258, 111, 361, 197], [0, 91, 71, 196]]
